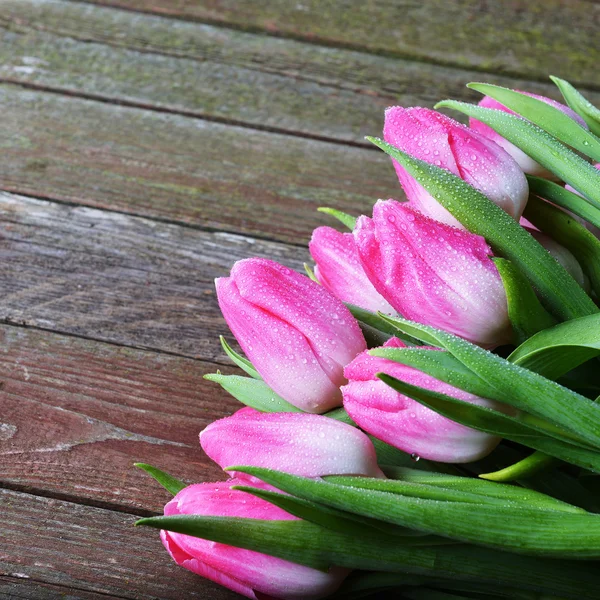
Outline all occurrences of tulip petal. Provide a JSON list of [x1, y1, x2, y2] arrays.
[[161, 480, 347, 599], [231, 258, 366, 385], [216, 276, 342, 413], [342, 341, 502, 463], [201, 407, 384, 480], [309, 226, 396, 314], [354, 201, 510, 347]]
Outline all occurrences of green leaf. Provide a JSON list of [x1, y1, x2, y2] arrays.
[[317, 207, 357, 230], [366, 137, 597, 321], [304, 262, 320, 283], [137, 513, 600, 597], [524, 194, 600, 297], [133, 463, 186, 495], [368, 347, 496, 400], [527, 175, 600, 231], [435, 100, 600, 207], [377, 372, 600, 472], [219, 336, 261, 379], [508, 313, 600, 379], [551, 76, 600, 137], [234, 485, 443, 541], [365, 467, 582, 513], [377, 315, 600, 449], [492, 258, 556, 344], [467, 83, 600, 162], [346, 303, 418, 345], [233, 466, 600, 559], [478, 452, 558, 483], [324, 473, 582, 513], [203, 373, 303, 413]]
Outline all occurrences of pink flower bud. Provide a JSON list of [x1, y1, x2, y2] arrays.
[[384, 107, 528, 229], [309, 226, 396, 314], [216, 258, 366, 413], [161, 479, 348, 599], [470, 93, 588, 178], [353, 200, 511, 348], [342, 338, 503, 463], [201, 407, 384, 480]]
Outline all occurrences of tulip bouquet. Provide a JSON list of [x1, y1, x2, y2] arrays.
[[134, 77, 600, 599]]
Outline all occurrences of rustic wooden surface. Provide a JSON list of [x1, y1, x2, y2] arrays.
[[0, 1, 598, 598]]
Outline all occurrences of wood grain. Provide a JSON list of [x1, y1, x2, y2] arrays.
[[0, 192, 309, 360], [0, 84, 398, 244], [0, 323, 245, 513], [0, 576, 127, 600], [3, 0, 598, 146], [0, 489, 239, 599], [69, 0, 600, 86]]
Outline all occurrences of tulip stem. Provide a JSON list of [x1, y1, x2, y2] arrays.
[[479, 452, 559, 482]]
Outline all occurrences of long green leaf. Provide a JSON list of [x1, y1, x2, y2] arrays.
[[467, 83, 600, 162], [551, 76, 600, 137], [219, 336, 261, 379], [352, 467, 582, 513], [377, 315, 600, 449], [527, 175, 600, 230], [136, 514, 600, 598], [133, 463, 186, 495], [367, 137, 597, 321], [324, 473, 582, 513], [508, 313, 600, 379], [203, 373, 303, 412], [317, 207, 357, 230], [524, 194, 600, 296], [235, 485, 444, 542], [435, 100, 600, 207], [492, 258, 556, 344], [233, 467, 600, 558], [478, 453, 558, 483]]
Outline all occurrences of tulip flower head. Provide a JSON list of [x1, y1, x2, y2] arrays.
[[161, 480, 348, 599], [353, 200, 511, 348], [201, 406, 385, 480], [384, 106, 528, 229], [470, 93, 588, 178], [216, 258, 366, 413], [342, 338, 504, 463], [309, 226, 396, 314]]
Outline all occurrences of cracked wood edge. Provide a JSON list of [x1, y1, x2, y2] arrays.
[[0, 488, 239, 600], [3, 0, 599, 147], [64, 0, 600, 87], [0, 83, 398, 245]]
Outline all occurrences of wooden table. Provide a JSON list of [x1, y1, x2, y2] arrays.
[[0, 1, 598, 598]]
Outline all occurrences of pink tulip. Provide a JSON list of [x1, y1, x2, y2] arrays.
[[216, 258, 366, 413], [201, 406, 384, 480], [161, 479, 348, 599], [383, 106, 528, 229], [342, 338, 504, 463], [470, 93, 588, 178], [353, 200, 511, 348], [309, 226, 396, 314]]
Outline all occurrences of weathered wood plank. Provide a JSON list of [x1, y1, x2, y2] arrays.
[[0, 576, 125, 600], [0, 84, 397, 244], [3, 0, 598, 146], [0, 192, 308, 359], [0, 322, 244, 513], [0, 489, 239, 599], [68, 0, 600, 86]]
